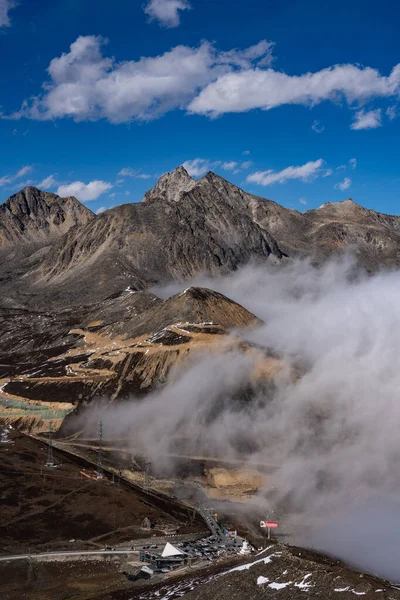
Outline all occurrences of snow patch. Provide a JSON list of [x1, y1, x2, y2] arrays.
[[223, 549, 277, 574], [295, 573, 314, 590], [257, 576, 269, 585], [269, 581, 292, 590], [335, 587, 350, 592]]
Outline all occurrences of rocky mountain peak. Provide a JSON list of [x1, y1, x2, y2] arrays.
[[307, 197, 367, 219], [0, 186, 94, 248], [143, 165, 197, 203]]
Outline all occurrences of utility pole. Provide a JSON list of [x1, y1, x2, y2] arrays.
[[97, 420, 103, 480], [45, 423, 55, 468]]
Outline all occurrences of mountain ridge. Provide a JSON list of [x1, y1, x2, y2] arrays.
[[1, 167, 400, 308]]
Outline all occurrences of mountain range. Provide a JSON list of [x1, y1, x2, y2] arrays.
[[2, 166, 400, 310], [1, 167, 400, 416]]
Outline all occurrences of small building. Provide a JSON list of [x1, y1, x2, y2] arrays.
[[139, 542, 186, 572]]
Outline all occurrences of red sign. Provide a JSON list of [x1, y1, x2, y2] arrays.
[[260, 520, 279, 528]]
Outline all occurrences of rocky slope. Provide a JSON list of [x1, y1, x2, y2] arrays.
[[133, 543, 399, 600], [0, 286, 281, 415]]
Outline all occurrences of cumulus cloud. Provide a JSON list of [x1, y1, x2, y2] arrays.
[[311, 119, 324, 133], [349, 158, 357, 169], [247, 158, 324, 186], [10, 34, 400, 129], [11, 36, 273, 124], [0, 0, 16, 27], [37, 174, 58, 189], [57, 180, 112, 201], [144, 0, 191, 28], [188, 64, 400, 118], [350, 108, 382, 130], [10, 34, 398, 127], [334, 177, 352, 191]]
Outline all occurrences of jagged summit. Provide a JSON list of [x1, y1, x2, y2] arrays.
[[0, 186, 94, 248], [143, 165, 197, 203]]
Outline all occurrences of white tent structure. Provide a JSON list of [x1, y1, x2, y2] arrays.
[[161, 542, 185, 558]]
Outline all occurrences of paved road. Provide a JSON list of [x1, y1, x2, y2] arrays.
[[0, 549, 138, 562]]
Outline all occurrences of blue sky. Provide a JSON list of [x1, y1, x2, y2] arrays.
[[1, 0, 400, 215]]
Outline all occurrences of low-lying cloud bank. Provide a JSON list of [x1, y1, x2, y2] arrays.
[[81, 255, 400, 580]]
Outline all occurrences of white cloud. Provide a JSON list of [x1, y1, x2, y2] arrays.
[[299, 197, 307, 205], [96, 206, 107, 214], [118, 168, 151, 179], [182, 158, 214, 177], [243, 150, 251, 155], [386, 105, 397, 120], [189, 64, 400, 119], [350, 108, 382, 130], [349, 158, 357, 169], [241, 160, 252, 169], [12, 36, 273, 124], [183, 157, 251, 177], [335, 177, 352, 191], [322, 169, 333, 177], [0, 176, 11, 187], [247, 159, 324, 186], [57, 180, 112, 201], [0, 0, 16, 27], [144, 0, 191, 28], [221, 161, 238, 171], [15, 165, 33, 178], [37, 174, 58, 189], [0, 165, 34, 187], [312, 119, 324, 133]]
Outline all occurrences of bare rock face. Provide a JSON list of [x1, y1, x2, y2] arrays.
[[0, 186, 94, 248]]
